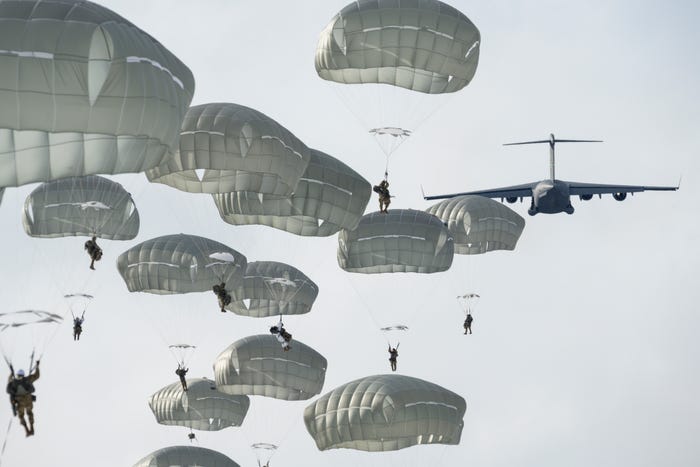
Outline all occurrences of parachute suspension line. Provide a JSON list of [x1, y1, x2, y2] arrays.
[[343, 275, 385, 335], [0, 417, 13, 467], [0, 348, 11, 372], [28, 349, 35, 375]]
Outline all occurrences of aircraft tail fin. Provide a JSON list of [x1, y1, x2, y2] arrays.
[[503, 134, 603, 181]]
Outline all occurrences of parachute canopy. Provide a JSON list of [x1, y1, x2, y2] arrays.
[[22, 175, 139, 239], [0, 0, 194, 189], [251, 443, 277, 467], [133, 446, 240, 467], [315, 0, 481, 94], [304, 374, 466, 452], [0, 309, 63, 367], [456, 293, 479, 315], [337, 209, 454, 273], [0, 309, 63, 333], [117, 234, 247, 294], [426, 196, 526, 254], [148, 378, 249, 431], [146, 102, 311, 195], [213, 148, 372, 236], [226, 261, 319, 317], [214, 334, 327, 401]]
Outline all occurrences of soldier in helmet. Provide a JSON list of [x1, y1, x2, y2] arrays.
[[373, 177, 391, 213], [175, 365, 188, 392], [387, 344, 399, 372], [212, 283, 232, 312], [84, 236, 103, 270], [464, 313, 473, 335], [6, 361, 40, 437]]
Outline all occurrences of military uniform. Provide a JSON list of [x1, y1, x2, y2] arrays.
[[7, 364, 40, 436]]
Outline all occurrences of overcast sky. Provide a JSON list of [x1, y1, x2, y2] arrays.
[[0, 1, 699, 466]]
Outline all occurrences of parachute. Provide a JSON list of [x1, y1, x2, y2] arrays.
[[315, 0, 481, 94], [146, 102, 311, 195], [0, 0, 194, 189], [213, 334, 327, 401], [315, 0, 481, 167], [225, 261, 318, 317], [64, 293, 93, 325], [337, 209, 454, 273], [304, 374, 466, 452], [133, 446, 240, 467], [148, 377, 249, 431], [251, 443, 277, 467], [380, 325, 408, 350], [426, 196, 526, 254], [168, 344, 197, 370], [116, 234, 246, 294], [456, 293, 480, 316], [212, 148, 372, 236], [0, 310, 63, 369], [22, 175, 139, 240]]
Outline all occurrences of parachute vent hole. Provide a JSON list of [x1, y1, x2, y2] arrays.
[[194, 169, 206, 181]]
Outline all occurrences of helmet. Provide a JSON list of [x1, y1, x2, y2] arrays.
[[16, 369, 25, 377]]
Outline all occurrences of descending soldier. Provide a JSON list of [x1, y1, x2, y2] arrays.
[[73, 316, 84, 341], [84, 236, 103, 270], [464, 313, 473, 335], [6, 361, 40, 437], [212, 282, 232, 312], [373, 176, 391, 213], [269, 318, 292, 351], [388, 344, 399, 372], [175, 365, 188, 392]]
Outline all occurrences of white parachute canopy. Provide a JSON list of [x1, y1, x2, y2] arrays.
[[133, 445, 240, 467], [116, 234, 247, 295], [225, 261, 319, 317], [337, 210, 454, 274], [456, 293, 480, 316], [0, 0, 195, 189], [251, 442, 277, 467], [304, 374, 467, 452], [425, 196, 526, 254], [315, 0, 481, 162], [380, 324, 408, 348], [213, 334, 328, 401], [212, 148, 372, 237], [64, 293, 94, 322], [22, 175, 140, 240], [146, 102, 311, 195], [0, 310, 63, 369], [148, 378, 249, 432], [168, 344, 197, 368]]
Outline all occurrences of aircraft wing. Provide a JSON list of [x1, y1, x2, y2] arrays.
[[423, 183, 536, 201], [567, 181, 679, 196]]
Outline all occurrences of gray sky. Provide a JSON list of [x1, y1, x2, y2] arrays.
[[0, 1, 698, 466]]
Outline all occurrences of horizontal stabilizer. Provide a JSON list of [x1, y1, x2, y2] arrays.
[[504, 138, 602, 146]]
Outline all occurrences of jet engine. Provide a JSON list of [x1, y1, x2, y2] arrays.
[[505, 196, 518, 204], [613, 192, 627, 201], [579, 194, 593, 201]]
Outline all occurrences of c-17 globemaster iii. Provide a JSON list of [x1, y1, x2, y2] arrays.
[[423, 134, 678, 215]]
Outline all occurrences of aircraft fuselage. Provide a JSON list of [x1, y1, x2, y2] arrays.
[[529, 180, 574, 215]]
